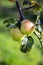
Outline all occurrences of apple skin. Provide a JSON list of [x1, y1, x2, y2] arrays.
[[10, 27, 23, 41], [21, 19, 35, 35]]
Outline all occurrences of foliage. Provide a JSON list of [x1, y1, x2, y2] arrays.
[[0, 0, 43, 65]]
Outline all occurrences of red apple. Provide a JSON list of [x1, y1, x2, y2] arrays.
[[21, 19, 35, 35]]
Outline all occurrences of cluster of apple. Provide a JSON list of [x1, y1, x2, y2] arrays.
[[3, 0, 43, 53]]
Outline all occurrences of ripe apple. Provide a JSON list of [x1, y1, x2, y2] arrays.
[[21, 19, 35, 35]]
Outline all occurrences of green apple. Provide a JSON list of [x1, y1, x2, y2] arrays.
[[10, 27, 23, 41], [21, 19, 35, 36]]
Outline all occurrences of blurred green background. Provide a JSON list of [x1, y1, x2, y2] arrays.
[[0, 0, 43, 65]]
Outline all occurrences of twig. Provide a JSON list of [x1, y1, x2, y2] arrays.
[[15, 0, 25, 21], [22, 6, 37, 10], [34, 31, 43, 48]]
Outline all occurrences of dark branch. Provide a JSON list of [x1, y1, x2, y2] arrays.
[[15, 0, 25, 21], [22, 6, 37, 10]]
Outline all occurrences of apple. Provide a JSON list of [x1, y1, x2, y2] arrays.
[[21, 19, 35, 35], [10, 27, 23, 41]]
